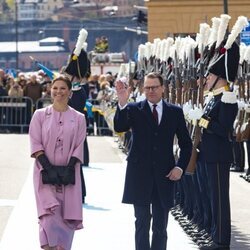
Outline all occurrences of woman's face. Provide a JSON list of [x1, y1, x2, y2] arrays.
[[51, 80, 71, 103], [7, 77, 14, 86]]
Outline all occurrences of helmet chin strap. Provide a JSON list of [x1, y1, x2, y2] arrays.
[[209, 76, 220, 92]]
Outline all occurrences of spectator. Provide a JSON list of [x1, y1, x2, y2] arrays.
[[8, 80, 23, 98], [39, 82, 52, 108], [105, 72, 115, 88], [23, 74, 43, 105], [0, 80, 7, 97], [5, 76, 15, 93], [0, 68, 7, 89]]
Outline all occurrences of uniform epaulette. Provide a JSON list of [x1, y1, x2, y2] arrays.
[[221, 91, 237, 104], [203, 90, 211, 97], [213, 85, 230, 96]]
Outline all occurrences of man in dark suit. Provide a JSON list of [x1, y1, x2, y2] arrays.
[[114, 72, 192, 250]]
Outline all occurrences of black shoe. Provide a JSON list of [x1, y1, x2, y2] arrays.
[[199, 242, 230, 250]]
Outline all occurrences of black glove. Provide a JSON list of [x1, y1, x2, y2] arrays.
[[61, 157, 78, 185], [37, 154, 58, 185], [67, 157, 78, 168]]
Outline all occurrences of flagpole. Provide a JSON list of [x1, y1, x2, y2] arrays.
[[15, 0, 19, 70]]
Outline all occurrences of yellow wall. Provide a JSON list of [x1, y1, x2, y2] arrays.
[[145, 0, 250, 41]]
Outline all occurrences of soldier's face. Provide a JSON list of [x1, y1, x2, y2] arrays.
[[144, 77, 164, 104], [205, 73, 218, 90]]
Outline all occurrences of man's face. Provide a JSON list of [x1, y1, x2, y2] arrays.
[[30, 75, 37, 83], [205, 73, 218, 90], [144, 77, 164, 104], [0, 69, 5, 79]]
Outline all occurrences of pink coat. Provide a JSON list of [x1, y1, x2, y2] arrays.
[[29, 105, 86, 229]]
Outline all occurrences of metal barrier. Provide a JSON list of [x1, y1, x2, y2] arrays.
[[35, 98, 53, 110], [0, 96, 115, 135], [0, 96, 33, 133]]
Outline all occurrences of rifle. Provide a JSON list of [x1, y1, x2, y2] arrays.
[[174, 51, 183, 105], [162, 61, 170, 102], [169, 71, 176, 104], [185, 50, 205, 174], [246, 62, 250, 101], [182, 59, 190, 105], [235, 108, 245, 142], [232, 63, 246, 142], [240, 107, 250, 141]]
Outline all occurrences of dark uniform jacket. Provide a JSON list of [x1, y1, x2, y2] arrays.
[[114, 99, 192, 209], [68, 87, 87, 114], [201, 93, 238, 163]]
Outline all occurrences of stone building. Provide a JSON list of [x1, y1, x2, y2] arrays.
[[145, 0, 250, 41]]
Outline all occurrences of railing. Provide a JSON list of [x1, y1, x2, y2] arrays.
[[0, 96, 115, 136], [86, 99, 115, 136], [0, 96, 33, 133]]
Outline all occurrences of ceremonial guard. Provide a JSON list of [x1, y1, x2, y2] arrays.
[[198, 41, 239, 249], [64, 28, 91, 203]]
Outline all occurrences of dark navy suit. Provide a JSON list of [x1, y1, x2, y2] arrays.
[[200, 92, 238, 246], [114, 99, 192, 250]]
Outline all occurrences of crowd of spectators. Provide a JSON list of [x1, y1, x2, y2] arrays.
[[0, 68, 49, 102], [0, 68, 119, 134], [0, 68, 118, 104]]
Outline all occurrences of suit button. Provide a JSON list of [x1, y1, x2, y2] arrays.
[[154, 132, 158, 136]]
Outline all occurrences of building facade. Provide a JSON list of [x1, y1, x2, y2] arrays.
[[0, 37, 69, 71], [145, 0, 250, 41], [17, 0, 64, 21]]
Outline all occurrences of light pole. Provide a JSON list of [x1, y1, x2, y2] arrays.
[[223, 0, 228, 14], [15, 0, 18, 70]]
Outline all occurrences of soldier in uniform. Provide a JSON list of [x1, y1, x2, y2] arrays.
[[64, 28, 90, 203], [198, 41, 239, 250]]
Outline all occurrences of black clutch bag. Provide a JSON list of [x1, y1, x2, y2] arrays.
[[41, 166, 75, 185]]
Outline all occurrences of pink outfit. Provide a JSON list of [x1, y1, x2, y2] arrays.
[[29, 105, 86, 249]]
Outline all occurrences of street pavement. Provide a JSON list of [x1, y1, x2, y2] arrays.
[[0, 135, 249, 249]]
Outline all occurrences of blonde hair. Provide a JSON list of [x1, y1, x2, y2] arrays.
[[100, 80, 110, 90]]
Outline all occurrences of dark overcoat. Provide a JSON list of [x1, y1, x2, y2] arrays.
[[114, 99, 192, 209]]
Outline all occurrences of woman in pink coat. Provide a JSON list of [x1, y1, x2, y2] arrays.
[[29, 75, 86, 250]]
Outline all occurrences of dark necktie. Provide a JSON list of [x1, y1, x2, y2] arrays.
[[152, 104, 158, 124]]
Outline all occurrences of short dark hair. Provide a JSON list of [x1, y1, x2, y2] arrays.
[[52, 75, 72, 90], [145, 72, 163, 86]]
